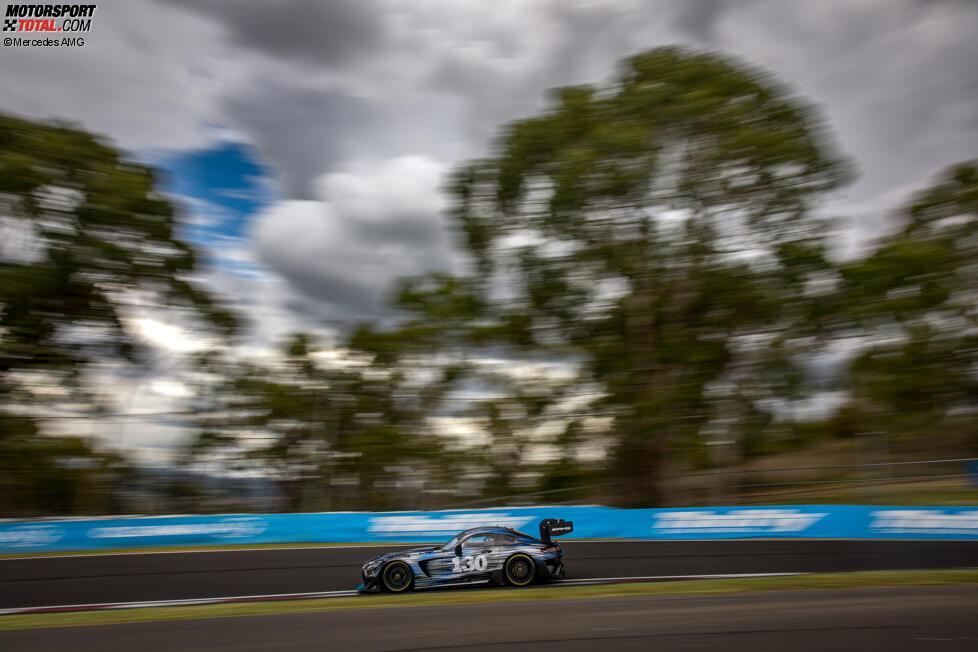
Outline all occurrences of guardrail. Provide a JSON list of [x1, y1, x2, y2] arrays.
[[2, 505, 977, 553]]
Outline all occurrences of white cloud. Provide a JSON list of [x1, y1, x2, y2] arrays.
[[0, 215, 46, 264], [150, 379, 193, 399], [126, 317, 214, 354], [712, 0, 978, 248], [252, 154, 457, 317]]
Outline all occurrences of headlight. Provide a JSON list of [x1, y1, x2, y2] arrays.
[[363, 560, 383, 576]]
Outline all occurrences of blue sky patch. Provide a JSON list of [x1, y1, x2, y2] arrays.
[[156, 141, 276, 276]]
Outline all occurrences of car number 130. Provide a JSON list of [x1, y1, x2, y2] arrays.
[[452, 554, 488, 572]]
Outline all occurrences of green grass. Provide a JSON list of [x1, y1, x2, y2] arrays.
[[3, 569, 976, 631]]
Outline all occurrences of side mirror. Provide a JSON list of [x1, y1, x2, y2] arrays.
[[454, 544, 462, 557]]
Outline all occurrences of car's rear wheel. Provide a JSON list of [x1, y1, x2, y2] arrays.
[[381, 561, 414, 592], [504, 554, 535, 587]]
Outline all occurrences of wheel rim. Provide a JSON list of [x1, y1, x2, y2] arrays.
[[507, 556, 533, 585], [384, 562, 410, 591]]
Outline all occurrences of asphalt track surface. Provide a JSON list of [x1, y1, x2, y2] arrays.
[[2, 585, 978, 651], [2, 539, 977, 609]]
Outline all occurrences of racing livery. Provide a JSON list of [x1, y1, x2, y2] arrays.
[[357, 518, 573, 593]]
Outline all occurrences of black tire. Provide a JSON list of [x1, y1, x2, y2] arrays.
[[381, 560, 414, 593], [504, 554, 535, 587]]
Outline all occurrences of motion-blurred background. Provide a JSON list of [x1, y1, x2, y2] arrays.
[[1, 0, 976, 518]]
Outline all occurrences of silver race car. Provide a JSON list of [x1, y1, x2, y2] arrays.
[[357, 518, 573, 593]]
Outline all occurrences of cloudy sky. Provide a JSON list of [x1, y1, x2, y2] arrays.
[[2, 0, 976, 460]]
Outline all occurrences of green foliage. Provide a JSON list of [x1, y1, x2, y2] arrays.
[[0, 115, 235, 371], [0, 416, 133, 517], [839, 161, 978, 439], [390, 47, 854, 505], [187, 333, 452, 511], [0, 114, 234, 516]]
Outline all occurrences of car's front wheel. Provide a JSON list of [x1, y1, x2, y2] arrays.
[[381, 561, 414, 592], [504, 554, 535, 587]]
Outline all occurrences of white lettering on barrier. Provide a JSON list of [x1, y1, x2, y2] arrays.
[[870, 510, 978, 535], [87, 517, 267, 540], [653, 509, 827, 534], [367, 513, 535, 537], [0, 524, 64, 547]]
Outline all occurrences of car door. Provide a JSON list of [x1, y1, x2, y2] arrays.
[[492, 531, 518, 572], [423, 537, 461, 582], [456, 532, 494, 579]]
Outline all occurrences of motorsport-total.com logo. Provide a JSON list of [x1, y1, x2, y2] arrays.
[[3, 3, 96, 47]]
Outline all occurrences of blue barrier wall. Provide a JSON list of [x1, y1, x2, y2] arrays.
[[1, 505, 976, 552]]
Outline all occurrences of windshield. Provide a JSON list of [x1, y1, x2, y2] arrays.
[[440, 534, 462, 551], [441, 530, 485, 550], [441, 535, 462, 550]]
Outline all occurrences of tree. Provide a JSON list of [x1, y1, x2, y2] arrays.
[[838, 161, 978, 444], [187, 333, 452, 511], [394, 47, 853, 505], [0, 114, 234, 516]]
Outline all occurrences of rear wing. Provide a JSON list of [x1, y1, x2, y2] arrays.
[[539, 518, 574, 543]]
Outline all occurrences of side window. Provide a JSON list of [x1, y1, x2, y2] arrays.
[[463, 533, 492, 547], [499, 534, 516, 545]]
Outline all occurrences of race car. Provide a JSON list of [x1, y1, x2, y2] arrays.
[[357, 518, 573, 593]]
